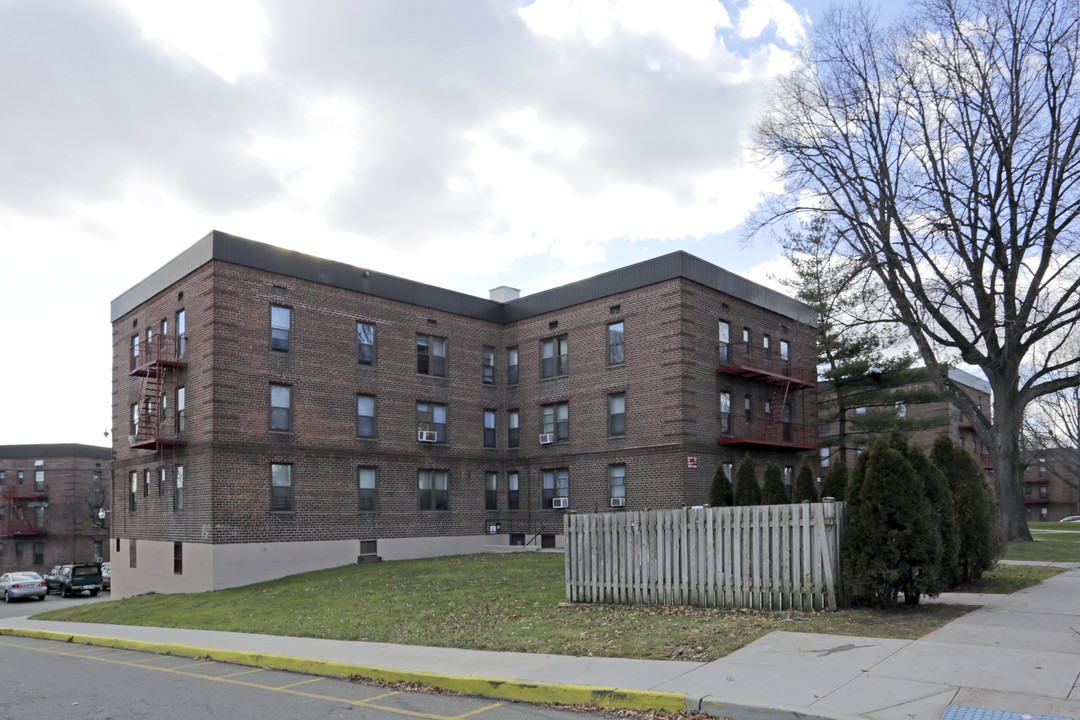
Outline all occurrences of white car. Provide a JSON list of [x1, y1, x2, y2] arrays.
[[1, 571, 47, 602], [1059, 516, 1080, 523]]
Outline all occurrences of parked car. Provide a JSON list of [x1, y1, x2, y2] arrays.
[[44, 563, 103, 597], [1060, 516, 1080, 522], [100, 562, 111, 591], [1, 571, 47, 602]]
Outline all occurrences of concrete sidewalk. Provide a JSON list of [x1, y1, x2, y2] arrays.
[[2, 566, 1079, 720]]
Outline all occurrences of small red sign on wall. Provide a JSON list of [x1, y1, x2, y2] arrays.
[[687, 456, 697, 468]]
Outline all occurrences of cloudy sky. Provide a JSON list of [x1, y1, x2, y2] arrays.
[[1, 0, 868, 447]]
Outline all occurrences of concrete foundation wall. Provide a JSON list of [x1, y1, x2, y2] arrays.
[[110, 534, 566, 598]]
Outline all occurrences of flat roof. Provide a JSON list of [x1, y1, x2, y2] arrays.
[[0, 444, 111, 460], [111, 231, 817, 325]]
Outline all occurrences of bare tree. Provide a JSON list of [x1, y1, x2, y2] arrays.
[[754, 0, 1080, 541]]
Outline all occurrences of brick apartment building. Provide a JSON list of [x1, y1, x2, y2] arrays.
[[0, 444, 111, 575], [1023, 448, 1080, 522], [819, 367, 995, 481], [110, 231, 818, 597]]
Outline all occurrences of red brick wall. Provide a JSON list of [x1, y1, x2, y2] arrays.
[[111, 261, 818, 548]]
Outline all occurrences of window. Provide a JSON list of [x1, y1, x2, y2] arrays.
[[609, 464, 626, 504], [722, 462, 734, 485], [270, 305, 291, 352], [482, 346, 495, 383], [93, 541, 102, 563], [174, 542, 183, 575], [542, 468, 569, 508], [357, 395, 376, 438], [507, 347, 519, 385], [820, 447, 830, 468], [33, 541, 44, 565], [744, 394, 752, 423], [270, 384, 292, 431], [417, 402, 447, 442], [358, 467, 377, 511], [1040, 485, 1048, 499], [1039, 465, 1048, 478], [175, 466, 184, 510], [608, 322, 625, 364], [483, 410, 496, 448], [33, 506, 44, 530], [177, 386, 186, 432], [16, 470, 22, 484], [177, 309, 186, 356], [34, 470, 44, 492], [763, 334, 771, 359], [485, 472, 498, 510], [131, 402, 139, 436], [743, 327, 751, 354], [507, 410, 519, 448], [896, 402, 907, 418], [15, 542, 23, 559], [541, 402, 569, 441], [271, 463, 293, 511], [0, 470, 4, 484], [507, 471, 520, 510], [783, 403, 793, 441], [719, 391, 732, 434], [417, 334, 447, 376], [718, 321, 730, 363], [159, 466, 166, 495], [358, 322, 376, 365], [780, 339, 790, 374], [418, 469, 449, 510], [783, 466, 794, 497], [608, 393, 626, 436], [540, 335, 568, 378], [855, 406, 867, 416], [129, 471, 137, 512], [0, 542, 4, 559], [131, 334, 140, 370], [1040, 507, 1049, 521], [144, 469, 150, 497], [129, 538, 137, 568]]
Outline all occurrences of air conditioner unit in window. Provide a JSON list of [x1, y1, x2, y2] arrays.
[[538, 433, 555, 445], [552, 497, 569, 509], [417, 430, 438, 442], [610, 497, 625, 508]]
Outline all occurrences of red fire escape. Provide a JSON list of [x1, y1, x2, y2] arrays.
[[129, 333, 187, 451], [716, 343, 818, 451], [1, 483, 48, 537]]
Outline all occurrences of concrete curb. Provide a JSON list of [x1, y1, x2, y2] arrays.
[[0, 627, 688, 713], [0, 627, 865, 720]]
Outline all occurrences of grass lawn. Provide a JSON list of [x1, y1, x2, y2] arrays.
[[1007, 522, 1080, 563], [35, 553, 976, 662]]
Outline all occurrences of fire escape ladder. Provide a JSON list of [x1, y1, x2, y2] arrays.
[[137, 369, 163, 446], [763, 379, 793, 442]]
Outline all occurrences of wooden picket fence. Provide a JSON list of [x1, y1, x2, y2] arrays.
[[564, 502, 847, 611]]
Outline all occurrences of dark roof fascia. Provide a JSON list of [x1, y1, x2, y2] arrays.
[[503, 251, 817, 325], [0, 444, 112, 460], [111, 231, 817, 326]]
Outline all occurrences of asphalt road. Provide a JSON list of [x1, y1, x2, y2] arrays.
[[0, 634, 605, 720], [0, 587, 109, 619]]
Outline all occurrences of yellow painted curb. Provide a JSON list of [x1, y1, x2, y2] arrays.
[[0, 628, 689, 713]]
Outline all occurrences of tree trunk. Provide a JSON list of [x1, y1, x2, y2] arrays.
[[992, 395, 1033, 542]]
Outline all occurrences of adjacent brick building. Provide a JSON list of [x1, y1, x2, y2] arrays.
[[0, 444, 111, 574], [110, 231, 818, 597], [1023, 448, 1080, 522]]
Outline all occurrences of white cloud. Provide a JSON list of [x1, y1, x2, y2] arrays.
[[520, 0, 732, 59], [113, 0, 269, 82], [738, 0, 808, 45], [0, 0, 817, 444]]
